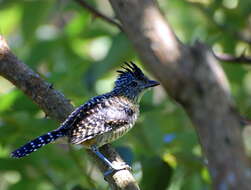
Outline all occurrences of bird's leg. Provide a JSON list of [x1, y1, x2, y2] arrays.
[[90, 145, 131, 176], [91, 145, 114, 169]]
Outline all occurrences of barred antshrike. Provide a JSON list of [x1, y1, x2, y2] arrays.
[[11, 62, 159, 175]]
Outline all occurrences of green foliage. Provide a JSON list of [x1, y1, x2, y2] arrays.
[[0, 0, 250, 189]]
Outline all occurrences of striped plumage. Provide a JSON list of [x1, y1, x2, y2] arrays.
[[69, 96, 139, 147], [11, 62, 159, 171]]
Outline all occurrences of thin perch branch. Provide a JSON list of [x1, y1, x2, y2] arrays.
[[0, 35, 139, 190], [0, 36, 74, 122], [74, 0, 123, 31]]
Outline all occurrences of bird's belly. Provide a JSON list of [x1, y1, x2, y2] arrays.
[[97, 123, 134, 147]]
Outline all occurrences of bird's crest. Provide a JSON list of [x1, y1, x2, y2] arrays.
[[116, 62, 145, 80]]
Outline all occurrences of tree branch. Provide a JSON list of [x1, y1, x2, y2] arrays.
[[0, 35, 139, 190], [213, 51, 251, 64], [109, 0, 251, 189], [0, 36, 74, 122], [74, 0, 123, 31]]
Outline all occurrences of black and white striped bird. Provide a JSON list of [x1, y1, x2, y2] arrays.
[[11, 62, 159, 174]]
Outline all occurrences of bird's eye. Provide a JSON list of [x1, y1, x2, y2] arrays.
[[130, 81, 138, 87]]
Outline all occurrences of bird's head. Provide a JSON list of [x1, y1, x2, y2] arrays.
[[113, 62, 160, 103]]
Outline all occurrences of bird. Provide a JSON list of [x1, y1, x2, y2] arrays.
[[11, 62, 160, 175]]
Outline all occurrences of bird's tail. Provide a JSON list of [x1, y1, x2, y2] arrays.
[[11, 129, 66, 158]]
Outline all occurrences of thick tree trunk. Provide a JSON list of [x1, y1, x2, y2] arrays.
[[109, 0, 251, 189]]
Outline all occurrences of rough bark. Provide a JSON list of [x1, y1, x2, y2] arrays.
[[0, 37, 73, 122], [0, 36, 139, 190], [109, 0, 251, 189]]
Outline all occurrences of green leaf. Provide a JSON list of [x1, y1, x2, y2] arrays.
[[0, 91, 20, 112], [141, 156, 172, 190], [84, 33, 135, 90], [21, 1, 53, 42]]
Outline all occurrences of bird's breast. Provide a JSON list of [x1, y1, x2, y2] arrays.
[[96, 102, 139, 147], [96, 122, 135, 147]]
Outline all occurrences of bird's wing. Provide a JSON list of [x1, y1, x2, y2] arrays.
[[58, 95, 106, 132], [69, 98, 131, 145], [69, 110, 108, 144]]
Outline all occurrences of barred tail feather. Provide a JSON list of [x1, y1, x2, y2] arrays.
[[11, 130, 65, 158]]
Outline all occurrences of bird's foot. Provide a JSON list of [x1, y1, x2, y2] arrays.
[[104, 162, 132, 177]]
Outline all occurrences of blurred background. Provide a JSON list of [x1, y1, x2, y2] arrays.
[[0, 0, 251, 189]]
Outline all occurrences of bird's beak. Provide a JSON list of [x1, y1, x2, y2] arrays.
[[145, 80, 160, 88]]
